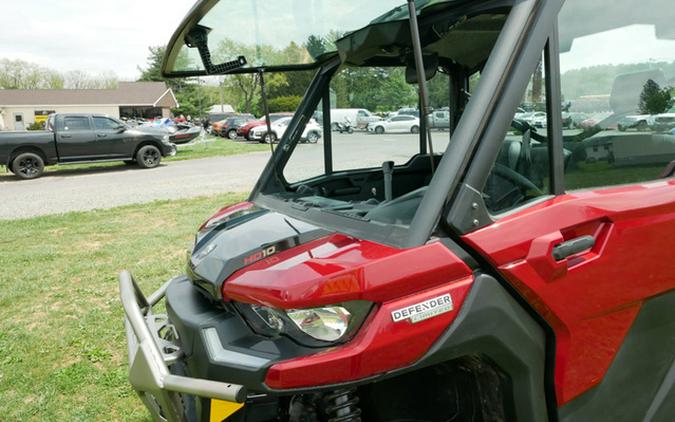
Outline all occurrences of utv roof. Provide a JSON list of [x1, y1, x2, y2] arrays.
[[161, 0, 494, 77]]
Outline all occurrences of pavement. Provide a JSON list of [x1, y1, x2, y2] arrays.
[[0, 132, 450, 220]]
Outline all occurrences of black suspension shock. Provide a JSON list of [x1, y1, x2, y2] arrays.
[[322, 389, 362, 422]]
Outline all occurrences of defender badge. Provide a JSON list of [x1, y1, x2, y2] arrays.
[[391, 294, 454, 324]]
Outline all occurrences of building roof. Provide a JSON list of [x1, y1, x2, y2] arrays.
[[209, 104, 235, 114], [0, 82, 178, 108]]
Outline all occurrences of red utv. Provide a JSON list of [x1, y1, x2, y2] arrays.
[[120, 0, 675, 421]]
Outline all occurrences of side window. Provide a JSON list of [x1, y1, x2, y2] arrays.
[[559, 0, 675, 190], [483, 53, 551, 214], [62, 116, 91, 131], [93, 117, 120, 130]]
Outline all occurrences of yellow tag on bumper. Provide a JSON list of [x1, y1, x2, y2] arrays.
[[210, 399, 244, 422]]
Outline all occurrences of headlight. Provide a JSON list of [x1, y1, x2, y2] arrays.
[[162, 135, 171, 144], [287, 307, 351, 342], [235, 301, 372, 346]]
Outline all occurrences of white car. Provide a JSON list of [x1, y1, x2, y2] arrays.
[[249, 117, 322, 143], [517, 111, 547, 128], [367, 115, 420, 134]]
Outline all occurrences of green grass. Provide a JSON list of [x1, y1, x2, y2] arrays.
[[0, 192, 246, 421], [565, 161, 665, 190], [0, 136, 268, 178]]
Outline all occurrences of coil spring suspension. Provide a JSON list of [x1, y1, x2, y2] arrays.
[[322, 389, 362, 422]]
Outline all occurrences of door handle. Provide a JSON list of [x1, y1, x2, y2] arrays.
[[61, 134, 72, 139], [97, 134, 107, 138], [552, 236, 595, 261]]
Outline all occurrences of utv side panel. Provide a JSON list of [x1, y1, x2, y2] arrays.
[[463, 183, 675, 404], [559, 289, 675, 421]]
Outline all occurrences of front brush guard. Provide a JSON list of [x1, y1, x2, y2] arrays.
[[119, 270, 247, 422]]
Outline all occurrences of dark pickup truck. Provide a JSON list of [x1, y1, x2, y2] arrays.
[[0, 113, 176, 179]]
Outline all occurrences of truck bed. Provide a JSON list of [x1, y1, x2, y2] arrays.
[[0, 131, 58, 166]]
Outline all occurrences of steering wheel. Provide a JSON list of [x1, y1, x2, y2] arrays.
[[487, 163, 544, 211]]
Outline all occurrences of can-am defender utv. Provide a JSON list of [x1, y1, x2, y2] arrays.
[[120, 0, 675, 421]]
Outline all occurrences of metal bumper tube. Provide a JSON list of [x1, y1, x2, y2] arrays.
[[120, 270, 246, 422]]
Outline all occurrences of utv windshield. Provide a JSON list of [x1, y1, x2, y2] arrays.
[[247, 3, 511, 245], [163, 0, 462, 76]]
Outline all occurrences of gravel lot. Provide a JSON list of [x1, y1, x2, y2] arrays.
[[0, 131, 451, 220]]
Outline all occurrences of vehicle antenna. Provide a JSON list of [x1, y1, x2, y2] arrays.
[[407, 0, 435, 175], [258, 69, 274, 154]]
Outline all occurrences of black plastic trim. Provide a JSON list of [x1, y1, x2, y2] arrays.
[[417, 273, 549, 422]]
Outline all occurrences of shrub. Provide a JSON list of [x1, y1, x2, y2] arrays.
[[27, 121, 45, 131], [267, 96, 302, 113]]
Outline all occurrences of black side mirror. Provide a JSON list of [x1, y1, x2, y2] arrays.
[[116, 126, 126, 133]]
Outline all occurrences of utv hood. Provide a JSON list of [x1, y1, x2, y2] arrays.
[[188, 205, 330, 299]]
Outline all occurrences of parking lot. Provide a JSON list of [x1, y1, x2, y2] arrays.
[[0, 131, 452, 219]]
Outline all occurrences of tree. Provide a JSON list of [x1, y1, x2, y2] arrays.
[[64, 70, 117, 89], [305, 35, 326, 59], [639, 79, 672, 115], [0, 58, 64, 89], [138, 46, 214, 118]]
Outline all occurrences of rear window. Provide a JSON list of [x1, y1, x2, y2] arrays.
[[60, 116, 91, 131]]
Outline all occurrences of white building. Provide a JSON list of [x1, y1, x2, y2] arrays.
[[0, 82, 178, 130]]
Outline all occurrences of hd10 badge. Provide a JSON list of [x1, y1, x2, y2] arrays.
[[391, 293, 454, 324]]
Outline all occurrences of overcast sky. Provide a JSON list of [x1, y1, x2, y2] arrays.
[[2, 1, 675, 81], [0, 0, 195, 80]]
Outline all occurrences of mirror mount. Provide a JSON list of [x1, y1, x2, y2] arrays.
[[185, 25, 247, 75], [405, 53, 439, 84]]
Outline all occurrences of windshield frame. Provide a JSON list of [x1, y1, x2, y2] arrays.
[[242, 0, 538, 248]]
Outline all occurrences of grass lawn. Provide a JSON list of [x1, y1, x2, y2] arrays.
[[0, 135, 268, 178], [0, 192, 246, 421]]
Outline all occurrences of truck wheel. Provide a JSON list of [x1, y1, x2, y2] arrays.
[[136, 145, 162, 169], [12, 152, 44, 180]]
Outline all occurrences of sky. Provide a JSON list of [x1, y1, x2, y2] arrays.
[[560, 24, 675, 74], [2, 1, 675, 81], [0, 0, 195, 80]]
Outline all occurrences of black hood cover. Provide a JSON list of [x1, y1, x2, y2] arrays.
[[188, 208, 330, 299]]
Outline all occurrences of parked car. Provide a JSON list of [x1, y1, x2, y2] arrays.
[[249, 116, 322, 143], [137, 121, 202, 145], [214, 115, 257, 139], [518, 111, 548, 128], [617, 114, 656, 131], [0, 113, 175, 179], [121, 1, 675, 422], [238, 113, 294, 140], [368, 115, 421, 134], [396, 107, 421, 117], [427, 108, 451, 129], [652, 113, 675, 132], [205, 112, 232, 133], [330, 108, 381, 130]]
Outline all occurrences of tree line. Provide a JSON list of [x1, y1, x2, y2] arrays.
[[0, 58, 117, 90]]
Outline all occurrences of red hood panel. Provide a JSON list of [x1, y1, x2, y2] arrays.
[[223, 234, 472, 309]]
